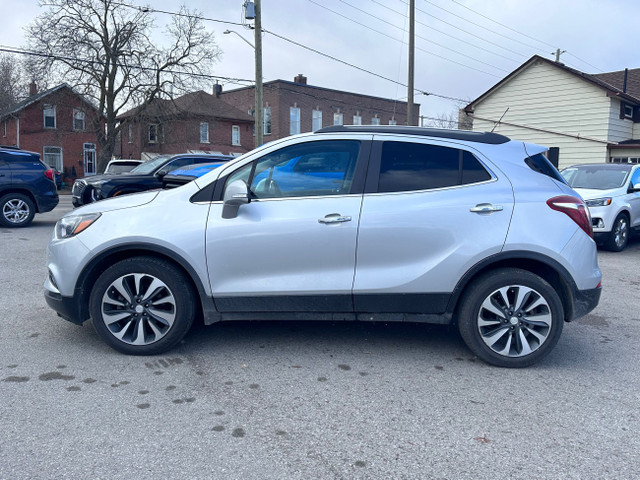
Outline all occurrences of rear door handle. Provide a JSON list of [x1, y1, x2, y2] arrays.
[[318, 213, 352, 224], [470, 203, 503, 213]]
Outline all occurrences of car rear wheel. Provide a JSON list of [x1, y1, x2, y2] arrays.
[[457, 268, 564, 368], [89, 257, 196, 355], [0, 193, 36, 228], [604, 213, 629, 252]]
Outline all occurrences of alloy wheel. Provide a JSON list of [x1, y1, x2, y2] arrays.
[[477, 285, 552, 357], [101, 273, 176, 346], [3, 199, 30, 224]]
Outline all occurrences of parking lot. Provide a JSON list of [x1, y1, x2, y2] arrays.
[[1, 195, 639, 479]]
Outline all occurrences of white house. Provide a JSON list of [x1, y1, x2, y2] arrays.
[[463, 55, 640, 169]]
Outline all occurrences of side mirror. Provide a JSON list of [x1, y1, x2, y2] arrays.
[[222, 180, 250, 219], [156, 169, 169, 178]]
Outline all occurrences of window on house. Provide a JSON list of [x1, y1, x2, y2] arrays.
[[353, 114, 362, 125], [333, 112, 343, 126], [290, 106, 301, 135], [73, 109, 85, 131], [232, 125, 241, 146], [371, 116, 381, 126], [610, 157, 628, 163], [44, 105, 56, 129], [630, 157, 640, 164], [389, 118, 397, 126], [2, 121, 6, 137], [127, 123, 133, 144], [623, 104, 634, 119], [312, 109, 323, 131], [43, 146, 62, 171], [148, 124, 159, 144], [264, 106, 272, 135], [200, 122, 210, 143], [83, 143, 96, 176]]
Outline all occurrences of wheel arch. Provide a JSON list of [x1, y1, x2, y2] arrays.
[[449, 251, 577, 323], [76, 243, 217, 324], [0, 187, 39, 212]]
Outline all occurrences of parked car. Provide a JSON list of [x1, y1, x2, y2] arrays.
[[561, 163, 640, 251], [71, 153, 234, 207], [0, 145, 59, 227], [45, 126, 601, 367], [162, 161, 230, 189], [104, 159, 143, 175]]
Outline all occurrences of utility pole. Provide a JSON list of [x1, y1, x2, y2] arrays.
[[254, 0, 264, 148], [553, 48, 566, 63], [407, 0, 415, 126]]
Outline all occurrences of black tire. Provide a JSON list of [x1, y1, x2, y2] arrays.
[[0, 193, 36, 228], [604, 213, 629, 252], [457, 268, 564, 368], [89, 257, 196, 355]]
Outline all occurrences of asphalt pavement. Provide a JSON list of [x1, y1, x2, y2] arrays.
[[1, 196, 639, 479]]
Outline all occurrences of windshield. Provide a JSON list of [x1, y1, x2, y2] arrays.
[[561, 165, 631, 189], [129, 156, 170, 174]]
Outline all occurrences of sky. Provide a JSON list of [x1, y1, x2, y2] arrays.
[[2, 0, 639, 125]]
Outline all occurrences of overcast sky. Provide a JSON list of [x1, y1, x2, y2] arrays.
[[2, 0, 639, 124]]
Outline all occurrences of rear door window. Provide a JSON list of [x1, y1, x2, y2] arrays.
[[377, 141, 491, 193]]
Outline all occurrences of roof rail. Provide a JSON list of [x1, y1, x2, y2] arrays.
[[315, 125, 510, 145]]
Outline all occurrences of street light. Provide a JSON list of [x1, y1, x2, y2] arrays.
[[223, 15, 263, 148], [223, 30, 254, 49]]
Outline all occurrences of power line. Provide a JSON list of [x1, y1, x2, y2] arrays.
[[307, 0, 500, 78], [444, 0, 604, 73], [338, 0, 511, 72], [369, 0, 521, 63]]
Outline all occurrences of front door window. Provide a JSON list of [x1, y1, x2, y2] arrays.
[[83, 143, 96, 176]]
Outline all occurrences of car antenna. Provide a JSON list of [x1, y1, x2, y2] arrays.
[[491, 108, 509, 133]]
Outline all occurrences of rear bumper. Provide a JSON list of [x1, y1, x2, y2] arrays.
[[570, 286, 601, 321], [36, 192, 59, 213]]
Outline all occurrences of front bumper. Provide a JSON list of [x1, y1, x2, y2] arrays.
[[44, 289, 87, 325]]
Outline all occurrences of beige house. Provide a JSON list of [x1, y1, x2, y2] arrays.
[[463, 55, 640, 169]]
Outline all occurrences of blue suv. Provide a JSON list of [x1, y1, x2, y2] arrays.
[[0, 146, 59, 227]]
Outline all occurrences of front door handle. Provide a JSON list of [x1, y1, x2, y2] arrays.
[[318, 213, 352, 224], [470, 203, 503, 214]]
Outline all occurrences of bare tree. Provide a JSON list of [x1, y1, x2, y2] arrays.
[[27, 0, 221, 170], [0, 54, 22, 113]]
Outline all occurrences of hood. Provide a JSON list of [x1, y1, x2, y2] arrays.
[[572, 187, 621, 200], [70, 190, 159, 215]]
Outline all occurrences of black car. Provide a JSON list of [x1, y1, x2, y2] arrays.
[[71, 153, 234, 207], [0, 145, 59, 227]]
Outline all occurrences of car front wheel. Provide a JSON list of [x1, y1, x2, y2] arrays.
[[457, 268, 564, 368], [89, 257, 196, 355], [604, 213, 629, 252], [0, 193, 36, 228]]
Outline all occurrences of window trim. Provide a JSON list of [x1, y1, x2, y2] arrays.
[[232, 125, 241, 146], [43, 104, 56, 129], [312, 109, 322, 131], [290, 106, 301, 135], [148, 124, 159, 144], [43, 145, 63, 171], [73, 108, 85, 131], [264, 106, 272, 135], [333, 112, 343, 126], [200, 122, 210, 143]]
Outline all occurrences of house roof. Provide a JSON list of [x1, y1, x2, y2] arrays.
[[118, 90, 254, 122], [466, 55, 640, 112], [0, 83, 103, 119], [223, 79, 419, 107]]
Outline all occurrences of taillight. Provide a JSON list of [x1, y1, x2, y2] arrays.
[[547, 195, 593, 238], [44, 169, 55, 182]]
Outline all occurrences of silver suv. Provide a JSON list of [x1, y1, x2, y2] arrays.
[[44, 126, 601, 367], [561, 163, 640, 251]]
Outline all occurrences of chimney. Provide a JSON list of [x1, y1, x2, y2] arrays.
[[294, 74, 307, 85], [29, 82, 37, 96], [214, 83, 222, 97]]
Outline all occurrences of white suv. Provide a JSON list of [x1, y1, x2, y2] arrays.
[[561, 163, 640, 251], [45, 126, 602, 367]]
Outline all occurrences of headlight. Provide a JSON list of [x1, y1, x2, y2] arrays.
[[55, 213, 101, 239], [585, 197, 612, 207]]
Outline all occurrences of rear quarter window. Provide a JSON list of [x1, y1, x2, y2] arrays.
[[525, 153, 566, 184]]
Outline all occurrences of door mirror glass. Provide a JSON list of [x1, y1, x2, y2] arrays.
[[222, 180, 250, 219]]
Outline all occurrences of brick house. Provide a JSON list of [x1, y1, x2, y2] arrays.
[[117, 90, 255, 160], [220, 74, 420, 141], [0, 83, 103, 183]]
